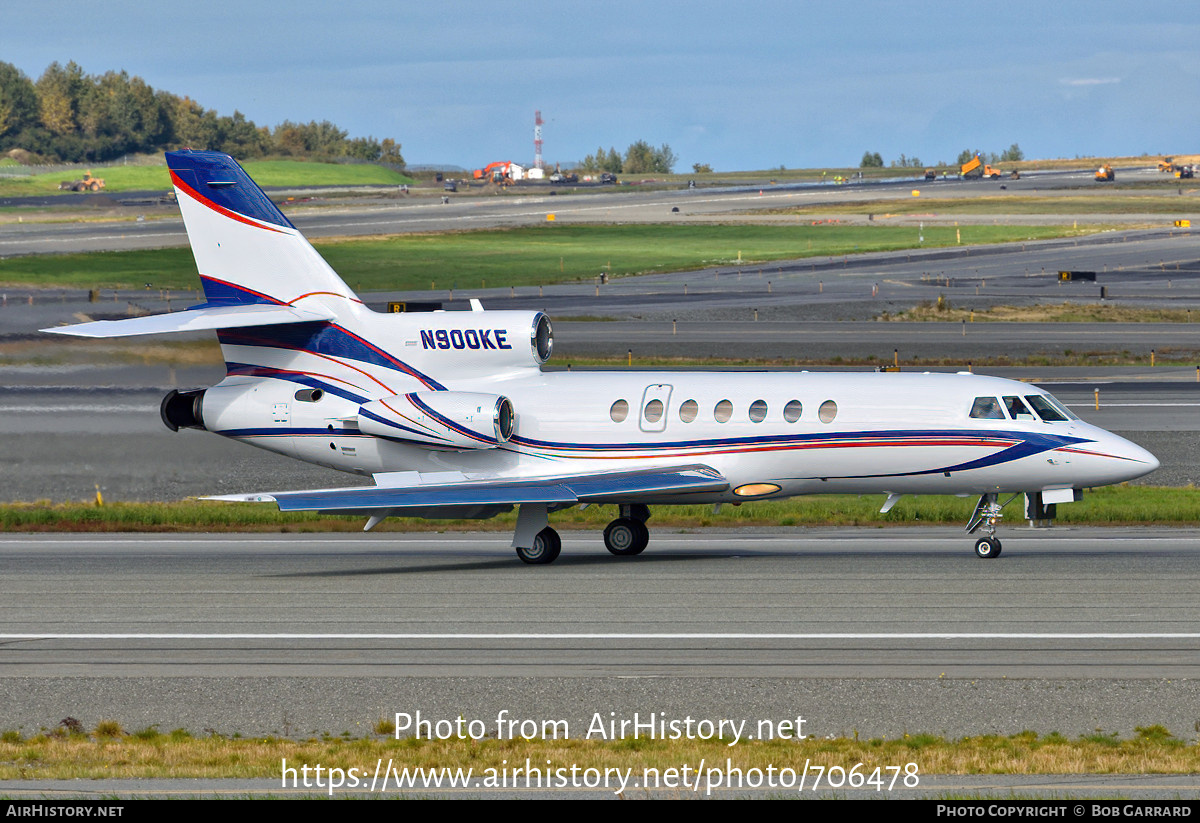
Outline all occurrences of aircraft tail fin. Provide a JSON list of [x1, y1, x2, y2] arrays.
[[167, 150, 361, 312]]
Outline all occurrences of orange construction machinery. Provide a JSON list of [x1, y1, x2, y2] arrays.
[[1094, 165, 1115, 182], [473, 161, 515, 184], [960, 155, 1003, 180], [58, 171, 106, 192]]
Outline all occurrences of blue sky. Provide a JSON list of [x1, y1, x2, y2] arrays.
[[5, 1, 1199, 170]]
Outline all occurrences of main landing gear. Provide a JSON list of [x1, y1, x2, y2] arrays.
[[512, 503, 561, 565], [603, 504, 651, 557], [512, 503, 653, 564], [515, 527, 561, 565]]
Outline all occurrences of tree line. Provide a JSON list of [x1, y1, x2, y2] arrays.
[[860, 144, 1024, 169], [578, 141, 677, 174], [0, 61, 403, 166]]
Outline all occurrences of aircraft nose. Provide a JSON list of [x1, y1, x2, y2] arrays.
[[1105, 433, 1159, 481]]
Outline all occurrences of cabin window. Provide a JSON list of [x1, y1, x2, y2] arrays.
[[783, 400, 802, 422], [818, 399, 838, 423], [749, 399, 767, 423], [969, 396, 1005, 420], [1003, 396, 1036, 420], [1024, 394, 1068, 422], [714, 399, 733, 422], [644, 398, 664, 423], [610, 399, 629, 422], [679, 399, 698, 422]]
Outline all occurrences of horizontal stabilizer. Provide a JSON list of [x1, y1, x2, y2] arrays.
[[40, 302, 337, 338], [207, 464, 728, 514]]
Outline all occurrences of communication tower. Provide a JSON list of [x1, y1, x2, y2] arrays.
[[534, 110, 544, 170]]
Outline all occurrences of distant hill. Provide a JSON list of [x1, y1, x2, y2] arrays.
[[0, 60, 404, 168]]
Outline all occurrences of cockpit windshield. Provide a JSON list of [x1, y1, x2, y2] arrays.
[[1003, 395, 1036, 420], [971, 392, 1079, 423], [1027, 392, 1078, 421]]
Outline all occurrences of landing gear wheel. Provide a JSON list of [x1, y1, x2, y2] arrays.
[[516, 527, 561, 565], [974, 536, 1002, 559], [604, 518, 649, 556]]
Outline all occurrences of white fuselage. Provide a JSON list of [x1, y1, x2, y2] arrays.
[[202, 350, 1157, 503]]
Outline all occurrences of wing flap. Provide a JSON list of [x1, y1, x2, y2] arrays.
[[207, 464, 728, 514], [40, 302, 336, 338]]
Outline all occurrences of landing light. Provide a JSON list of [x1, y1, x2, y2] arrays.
[[733, 483, 781, 497]]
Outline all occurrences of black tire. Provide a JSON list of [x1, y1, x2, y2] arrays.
[[604, 518, 649, 556], [516, 527, 561, 565], [974, 536, 1002, 559]]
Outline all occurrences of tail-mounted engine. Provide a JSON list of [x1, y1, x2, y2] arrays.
[[383, 310, 552, 378], [161, 388, 207, 431], [358, 391, 515, 449]]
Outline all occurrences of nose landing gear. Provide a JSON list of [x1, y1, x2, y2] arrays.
[[966, 493, 1019, 559]]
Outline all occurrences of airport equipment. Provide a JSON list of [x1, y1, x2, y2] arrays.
[[960, 155, 1002, 179], [58, 171, 105, 192], [1094, 165, 1115, 182]]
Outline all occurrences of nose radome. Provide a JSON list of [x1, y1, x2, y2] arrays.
[[1113, 435, 1159, 479]]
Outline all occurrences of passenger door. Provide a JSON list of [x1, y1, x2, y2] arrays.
[[639, 384, 673, 433]]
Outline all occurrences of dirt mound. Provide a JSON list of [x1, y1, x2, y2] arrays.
[[5, 148, 41, 165]]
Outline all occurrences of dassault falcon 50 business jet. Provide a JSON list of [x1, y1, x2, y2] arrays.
[[44, 151, 1159, 564]]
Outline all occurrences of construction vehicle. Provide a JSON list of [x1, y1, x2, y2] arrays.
[[1178, 166, 1194, 179], [472, 161, 514, 184], [960, 155, 1003, 180], [58, 171, 105, 192], [1094, 164, 1115, 182], [1158, 158, 1176, 173], [924, 168, 937, 180]]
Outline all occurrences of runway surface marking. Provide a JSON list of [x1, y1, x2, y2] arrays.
[[4, 633, 1199, 640]]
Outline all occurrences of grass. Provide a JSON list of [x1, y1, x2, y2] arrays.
[[0, 159, 413, 196], [880, 301, 1200, 324], [0, 223, 1099, 291], [2, 485, 1193, 531], [1, 724, 1196, 780]]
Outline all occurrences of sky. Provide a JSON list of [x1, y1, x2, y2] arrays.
[[5, 1, 1199, 171]]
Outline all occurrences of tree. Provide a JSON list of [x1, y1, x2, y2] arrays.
[[0, 62, 38, 142], [956, 149, 982, 165], [623, 140, 675, 174], [692, 162, 713, 173], [860, 151, 883, 168], [35, 61, 84, 138], [378, 137, 404, 167], [1000, 143, 1024, 162], [652, 143, 677, 173]]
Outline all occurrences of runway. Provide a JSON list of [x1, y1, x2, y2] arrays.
[[2, 530, 1200, 740]]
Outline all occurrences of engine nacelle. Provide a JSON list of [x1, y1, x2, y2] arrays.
[[358, 391, 514, 450], [161, 388, 206, 431], [381, 310, 552, 378]]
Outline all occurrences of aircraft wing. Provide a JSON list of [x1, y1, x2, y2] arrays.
[[207, 464, 728, 516], [40, 302, 337, 338]]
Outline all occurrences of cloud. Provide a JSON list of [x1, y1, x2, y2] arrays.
[[1060, 77, 1122, 86]]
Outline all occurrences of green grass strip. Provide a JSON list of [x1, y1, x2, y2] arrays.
[[1, 485, 1191, 532], [0, 160, 412, 196]]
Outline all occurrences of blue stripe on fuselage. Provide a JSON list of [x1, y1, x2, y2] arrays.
[[217, 322, 445, 390]]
